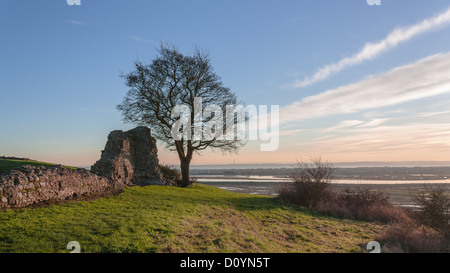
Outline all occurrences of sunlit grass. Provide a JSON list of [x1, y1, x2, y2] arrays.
[[0, 184, 383, 253]]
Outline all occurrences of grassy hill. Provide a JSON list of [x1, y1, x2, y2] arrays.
[[0, 158, 384, 253], [0, 185, 384, 253]]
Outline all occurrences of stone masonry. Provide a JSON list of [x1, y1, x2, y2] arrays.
[[0, 126, 164, 209], [0, 165, 118, 209], [90, 126, 164, 186]]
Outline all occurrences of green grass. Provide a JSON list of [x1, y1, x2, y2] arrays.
[[0, 183, 384, 253], [0, 158, 77, 172]]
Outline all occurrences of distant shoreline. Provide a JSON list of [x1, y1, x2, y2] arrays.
[[190, 161, 450, 169], [193, 175, 450, 183]]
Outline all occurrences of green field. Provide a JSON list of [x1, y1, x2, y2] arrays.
[[0, 184, 385, 253], [0, 159, 384, 253]]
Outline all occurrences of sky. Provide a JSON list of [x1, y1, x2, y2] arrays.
[[1, 0, 450, 167]]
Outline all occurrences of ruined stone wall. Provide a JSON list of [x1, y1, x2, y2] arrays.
[[0, 165, 120, 209], [0, 126, 165, 209]]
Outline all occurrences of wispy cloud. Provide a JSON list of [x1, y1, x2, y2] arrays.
[[68, 19, 85, 25], [281, 52, 450, 123], [323, 120, 364, 132], [288, 6, 450, 88], [417, 110, 450, 117], [321, 119, 389, 133], [363, 109, 408, 118], [129, 36, 158, 45], [357, 118, 389, 128], [296, 123, 450, 157]]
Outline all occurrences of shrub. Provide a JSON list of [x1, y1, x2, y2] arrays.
[[316, 187, 408, 224], [377, 185, 450, 253], [277, 158, 334, 208], [337, 187, 395, 222], [380, 219, 448, 253], [277, 158, 403, 223], [338, 187, 390, 208], [159, 164, 182, 186], [410, 185, 450, 236]]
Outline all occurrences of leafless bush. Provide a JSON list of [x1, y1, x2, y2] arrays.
[[378, 185, 450, 253], [316, 187, 408, 223], [277, 158, 334, 208], [277, 159, 405, 223], [338, 187, 390, 208], [381, 220, 448, 253], [339, 188, 395, 222], [410, 185, 450, 236]]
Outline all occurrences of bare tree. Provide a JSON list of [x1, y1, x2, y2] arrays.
[[117, 44, 245, 187]]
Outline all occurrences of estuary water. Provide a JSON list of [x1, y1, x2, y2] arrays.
[[194, 175, 450, 207], [193, 175, 450, 185]]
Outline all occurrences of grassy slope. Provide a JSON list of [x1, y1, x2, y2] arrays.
[[0, 183, 384, 253], [0, 158, 384, 253]]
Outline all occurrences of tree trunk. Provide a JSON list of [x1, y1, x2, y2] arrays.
[[180, 158, 191, 187]]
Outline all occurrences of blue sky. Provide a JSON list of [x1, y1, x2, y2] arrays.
[[1, 0, 450, 166]]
